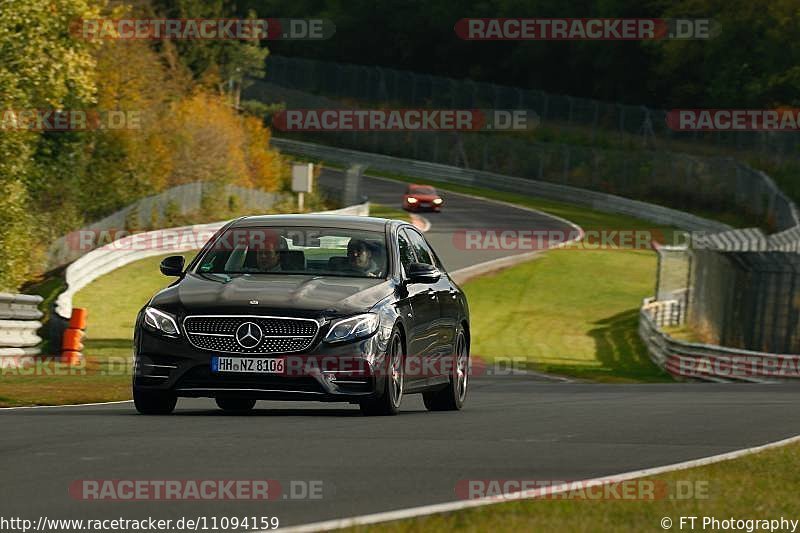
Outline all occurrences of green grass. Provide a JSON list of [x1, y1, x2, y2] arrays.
[[465, 249, 670, 382], [348, 441, 800, 533], [369, 203, 411, 222]]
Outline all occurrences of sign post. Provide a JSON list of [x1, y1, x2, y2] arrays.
[[291, 163, 314, 212]]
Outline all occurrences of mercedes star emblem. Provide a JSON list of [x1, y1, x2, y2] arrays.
[[235, 321, 263, 349]]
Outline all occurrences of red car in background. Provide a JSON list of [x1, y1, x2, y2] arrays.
[[403, 184, 443, 212]]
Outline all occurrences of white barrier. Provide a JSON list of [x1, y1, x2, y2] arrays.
[[54, 203, 370, 319], [0, 293, 43, 356], [46, 183, 288, 270], [0, 320, 43, 347], [0, 293, 44, 320], [639, 298, 800, 383]]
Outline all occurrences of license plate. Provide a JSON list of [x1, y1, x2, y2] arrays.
[[211, 356, 284, 374], [420, 202, 430, 207]]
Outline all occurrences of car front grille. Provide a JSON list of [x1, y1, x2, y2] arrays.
[[183, 315, 320, 354]]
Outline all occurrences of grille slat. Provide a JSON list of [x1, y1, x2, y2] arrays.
[[183, 315, 319, 354]]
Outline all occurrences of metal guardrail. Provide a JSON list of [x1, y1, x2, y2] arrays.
[[639, 298, 800, 383], [262, 54, 800, 161], [0, 293, 43, 357], [47, 182, 290, 271], [254, 68, 798, 231], [272, 138, 732, 233], [54, 203, 370, 319]]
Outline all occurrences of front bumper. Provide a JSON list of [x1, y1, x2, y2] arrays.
[[134, 327, 389, 402], [404, 202, 442, 212]]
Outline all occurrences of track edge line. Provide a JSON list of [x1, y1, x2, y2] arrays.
[[275, 433, 800, 532]]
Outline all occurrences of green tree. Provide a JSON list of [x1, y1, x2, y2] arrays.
[[0, 0, 100, 290]]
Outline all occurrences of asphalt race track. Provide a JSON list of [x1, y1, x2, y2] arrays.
[[3, 175, 800, 529], [319, 169, 581, 272]]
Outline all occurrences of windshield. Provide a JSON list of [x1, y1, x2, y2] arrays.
[[410, 186, 436, 195], [195, 226, 388, 278]]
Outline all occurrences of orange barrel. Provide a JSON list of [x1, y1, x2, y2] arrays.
[[61, 350, 83, 365], [69, 308, 88, 330], [61, 328, 85, 352]]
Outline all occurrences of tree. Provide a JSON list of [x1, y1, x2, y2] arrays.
[[0, 0, 100, 290]]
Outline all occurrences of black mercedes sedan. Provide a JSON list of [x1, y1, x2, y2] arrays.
[[133, 215, 470, 416]]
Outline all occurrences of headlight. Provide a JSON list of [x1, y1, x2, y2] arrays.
[[406, 197, 418, 203], [432, 198, 443, 204], [143, 307, 180, 337], [324, 313, 379, 343]]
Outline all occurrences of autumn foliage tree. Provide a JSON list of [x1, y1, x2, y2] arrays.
[[0, 0, 287, 291]]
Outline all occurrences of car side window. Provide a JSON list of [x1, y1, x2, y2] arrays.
[[397, 230, 417, 275], [406, 229, 434, 266]]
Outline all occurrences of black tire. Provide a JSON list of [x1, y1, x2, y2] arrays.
[[133, 388, 177, 415], [215, 398, 257, 412], [423, 327, 468, 411], [360, 328, 404, 416]]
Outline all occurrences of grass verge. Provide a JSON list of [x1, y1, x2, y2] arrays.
[[346, 440, 800, 532], [465, 249, 670, 382], [367, 203, 411, 222]]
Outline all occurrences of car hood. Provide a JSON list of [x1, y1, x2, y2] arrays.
[[151, 272, 394, 318]]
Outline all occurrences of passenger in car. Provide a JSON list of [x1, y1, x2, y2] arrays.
[[347, 239, 382, 277]]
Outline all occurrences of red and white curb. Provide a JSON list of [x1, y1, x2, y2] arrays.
[[410, 213, 431, 232]]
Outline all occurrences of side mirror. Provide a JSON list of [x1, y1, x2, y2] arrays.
[[160, 255, 185, 277], [406, 262, 440, 284]]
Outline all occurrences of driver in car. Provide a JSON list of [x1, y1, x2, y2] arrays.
[[253, 231, 286, 272], [347, 239, 381, 277]]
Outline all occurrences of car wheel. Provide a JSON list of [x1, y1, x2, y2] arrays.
[[215, 398, 257, 413], [360, 328, 404, 416], [133, 387, 177, 415], [423, 327, 468, 411]]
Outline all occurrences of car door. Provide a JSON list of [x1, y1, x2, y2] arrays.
[[404, 228, 452, 385], [397, 228, 440, 389], [429, 243, 461, 356]]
